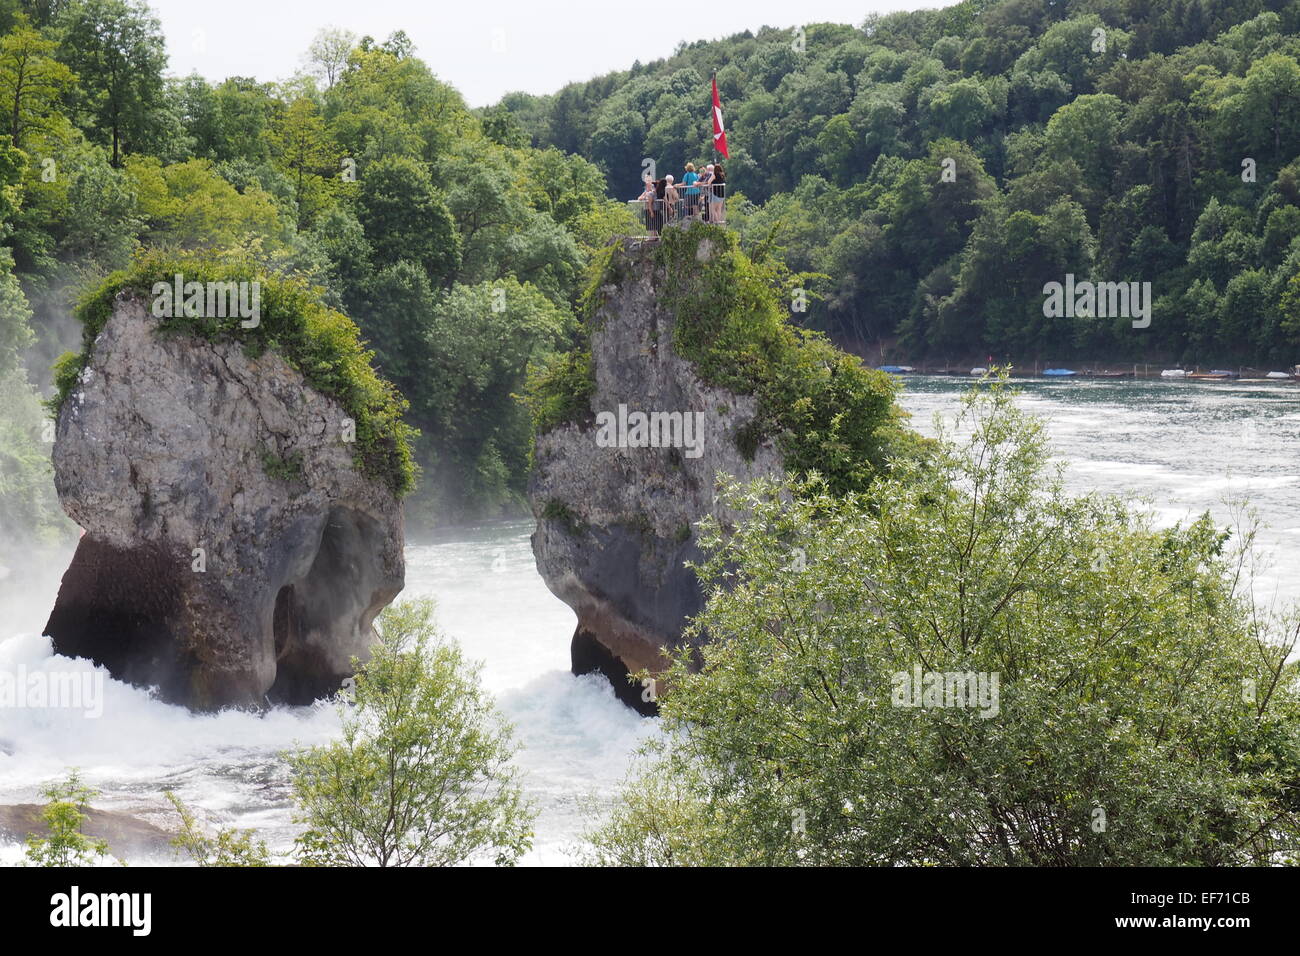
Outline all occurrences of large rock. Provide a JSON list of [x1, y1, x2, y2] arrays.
[[0, 803, 179, 862], [44, 294, 404, 710], [529, 237, 784, 713]]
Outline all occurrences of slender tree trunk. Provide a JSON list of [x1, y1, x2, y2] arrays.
[[11, 60, 24, 148]]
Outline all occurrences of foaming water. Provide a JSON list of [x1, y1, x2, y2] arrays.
[[397, 520, 658, 863], [0, 520, 656, 865], [3, 379, 1295, 865], [898, 376, 1300, 605]]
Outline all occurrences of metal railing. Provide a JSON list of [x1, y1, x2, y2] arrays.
[[629, 182, 726, 237]]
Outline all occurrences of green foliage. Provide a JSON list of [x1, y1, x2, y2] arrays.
[[357, 154, 459, 283], [126, 155, 289, 250], [259, 445, 303, 482], [523, 348, 594, 434], [539, 497, 584, 535], [0, 246, 68, 564], [57, 251, 418, 496], [0, 245, 32, 375], [166, 792, 270, 867], [267, 96, 337, 228], [655, 224, 917, 494], [585, 379, 1300, 866], [288, 599, 535, 867], [48, 348, 84, 408], [0, 364, 68, 552], [409, 277, 570, 522], [0, 12, 75, 148], [56, 0, 167, 166], [24, 771, 115, 867], [500, 2, 1300, 365]]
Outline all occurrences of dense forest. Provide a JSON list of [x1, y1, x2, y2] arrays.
[[4, 0, 1300, 879], [497, 0, 1300, 367], [0, 0, 642, 543], [6, 0, 1300, 547]]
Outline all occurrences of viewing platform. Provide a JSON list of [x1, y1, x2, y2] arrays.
[[628, 183, 726, 238]]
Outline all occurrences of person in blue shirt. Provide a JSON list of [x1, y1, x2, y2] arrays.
[[682, 163, 700, 218]]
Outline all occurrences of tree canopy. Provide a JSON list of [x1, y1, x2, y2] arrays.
[[584, 380, 1300, 866], [0, 10, 635, 528], [501, 0, 1300, 366]]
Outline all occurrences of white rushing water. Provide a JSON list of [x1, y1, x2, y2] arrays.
[[1, 376, 1297, 865], [0, 523, 656, 866], [900, 377, 1300, 607]]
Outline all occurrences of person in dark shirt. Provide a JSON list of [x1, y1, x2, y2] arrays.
[[709, 163, 726, 224]]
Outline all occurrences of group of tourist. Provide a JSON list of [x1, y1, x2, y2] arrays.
[[637, 162, 726, 236]]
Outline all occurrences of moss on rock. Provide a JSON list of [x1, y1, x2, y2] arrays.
[[528, 223, 922, 496], [54, 252, 417, 498]]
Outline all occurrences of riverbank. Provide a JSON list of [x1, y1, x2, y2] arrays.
[[875, 362, 1299, 382]]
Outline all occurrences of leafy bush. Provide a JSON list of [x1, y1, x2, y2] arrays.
[[585, 379, 1300, 866], [288, 600, 535, 867], [24, 771, 114, 867], [166, 792, 270, 867], [523, 348, 595, 434], [259, 445, 304, 482]]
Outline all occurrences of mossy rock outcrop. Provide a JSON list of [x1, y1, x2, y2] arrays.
[[527, 225, 916, 712], [44, 261, 413, 710]]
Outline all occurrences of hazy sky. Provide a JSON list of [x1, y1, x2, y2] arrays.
[[148, 0, 956, 107]]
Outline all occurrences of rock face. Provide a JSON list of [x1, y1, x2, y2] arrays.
[[0, 803, 179, 861], [44, 294, 404, 710], [529, 238, 784, 714]]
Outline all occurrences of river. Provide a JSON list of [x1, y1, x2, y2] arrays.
[[1, 376, 1296, 865]]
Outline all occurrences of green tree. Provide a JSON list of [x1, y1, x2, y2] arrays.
[[0, 13, 75, 147], [586, 380, 1300, 866], [207, 76, 274, 164], [415, 277, 570, 519], [24, 771, 115, 866], [324, 43, 469, 166], [289, 600, 535, 867], [1042, 92, 1124, 200], [0, 244, 31, 374], [358, 259, 437, 413], [268, 96, 334, 228], [1235, 53, 1300, 161], [0, 360, 68, 555], [57, 0, 167, 166], [305, 26, 356, 91], [356, 154, 460, 284], [166, 792, 270, 867], [126, 155, 286, 249]]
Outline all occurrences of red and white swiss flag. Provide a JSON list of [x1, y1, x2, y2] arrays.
[[712, 76, 729, 159]]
